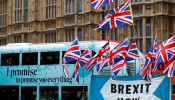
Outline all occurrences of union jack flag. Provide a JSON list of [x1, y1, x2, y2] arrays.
[[102, 1, 131, 21], [96, 50, 110, 73], [62, 37, 81, 77], [95, 1, 133, 30], [72, 46, 91, 84], [91, 0, 116, 10], [96, 38, 128, 73], [126, 35, 139, 61], [111, 35, 139, 77], [85, 41, 110, 72], [63, 60, 69, 78], [153, 36, 175, 71], [141, 36, 157, 81], [163, 56, 175, 77]]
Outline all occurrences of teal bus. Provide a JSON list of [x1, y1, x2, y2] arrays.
[[0, 40, 145, 100]]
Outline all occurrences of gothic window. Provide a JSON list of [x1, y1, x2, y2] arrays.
[[107, 29, 110, 39], [115, 0, 118, 7], [69, 30, 71, 41], [14, 0, 22, 22], [115, 28, 118, 41], [24, 0, 28, 22], [146, 0, 150, 2], [14, 35, 21, 43], [69, 0, 71, 13], [140, 0, 142, 2], [72, 29, 75, 40], [135, 0, 138, 2], [146, 38, 151, 53], [54, 32, 56, 42], [24, 35, 28, 43], [45, 34, 48, 43], [135, 20, 138, 35], [131, 0, 133, 3], [73, 0, 75, 12], [52, 0, 55, 4], [66, 0, 68, 13], [19, 36, 21, 43], [140, 20, 143, 36], [52, 33, 55, 43], [77, 0, 82, 13], [146, 19, 151, 36], [111, 29, 114, 40], [131, 26, 134, 37], [102, 30, 106, 40], [78, 28, 82, 41], [66, 30, 68, 42], [0, 0, 7, 26], [4, 39, 6, 45], [139, 39, 143, 53], [46, 0, 56, 19], [49, 33, 51, 43], [45, 33, 56, 43]]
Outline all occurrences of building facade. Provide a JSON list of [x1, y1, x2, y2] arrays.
[[0, 0, 175, 54]]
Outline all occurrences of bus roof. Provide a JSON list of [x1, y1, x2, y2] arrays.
[[3, 40, 120, 47]]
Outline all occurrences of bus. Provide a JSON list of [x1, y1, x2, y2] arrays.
[[0, 40, 145, 100]]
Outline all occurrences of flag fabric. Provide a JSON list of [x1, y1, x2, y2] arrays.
[[111, 35, 139, 77], [72, 47, 92, 84], [85, 41, 110, 72], [96, 50, 110, 73], [95, 1, 133, 30], [96, 38, 128, 73], [63, 59, 70, 78], [163, 56, 175, 77], [91, 0, 116, 10], [153, 36, 175, 71], [62, 37, 81, 77], [101, 1, 131, 21], [141, 36, 157, 81], [126, 35, 139, 61]]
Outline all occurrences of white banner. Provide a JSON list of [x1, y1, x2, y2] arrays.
[[100, 76, 167, 100]]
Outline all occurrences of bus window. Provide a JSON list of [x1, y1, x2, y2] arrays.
[[62, 86, 88, 100], [40, 51, 60, 65], [92, 50, 96, 57], [1, 53, 19, 66], [21, 87, 37, 100], [81, 50, 85, 54], [22, 52, 38, 65], [40, 86, 58, 100], [0, 86, 19, 100]]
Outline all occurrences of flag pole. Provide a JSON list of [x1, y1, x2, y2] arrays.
[[129, 1, 137, 76], [135, 60, 136, 75], [139, 58, 140, 75], [83, 66, 85, 99], [170, 77, 172, 100]]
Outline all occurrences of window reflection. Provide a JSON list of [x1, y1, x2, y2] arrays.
[[62, 86, 87, 100], [0, 86, 19, 100], [40, 87, 58, 100], [1, 53, 19, 66], [21, 87, 37, 100]]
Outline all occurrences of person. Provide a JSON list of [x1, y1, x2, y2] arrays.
[[136, 57, 144, 75]]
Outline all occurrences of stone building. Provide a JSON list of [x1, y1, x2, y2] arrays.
[[0, 0, 175, 54]]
